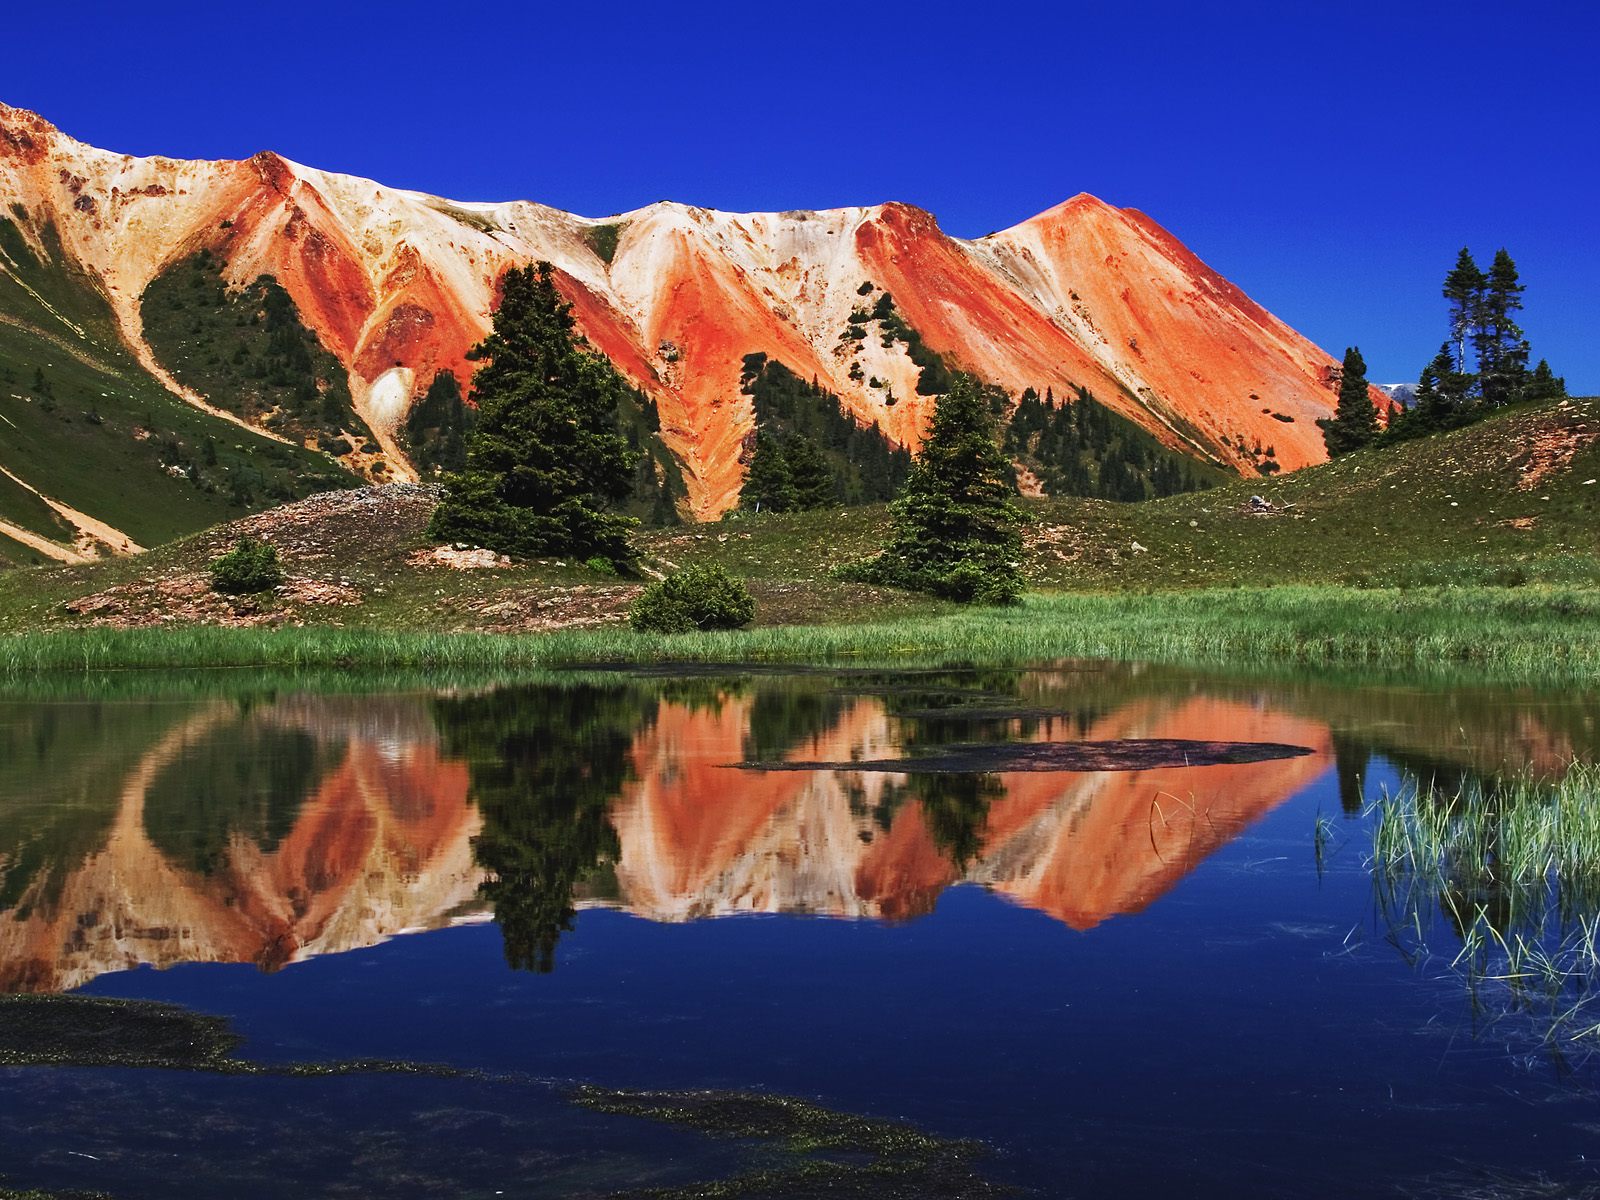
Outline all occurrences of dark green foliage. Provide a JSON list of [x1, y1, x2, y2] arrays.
[[208, 536, 283, 594], [628, 563, 756, 633], [585, 222, 624, 265], [1443, 247, 1485, 374], [871, 293, 958, 394], [141, 251, 373, 449], [1005, 385, 1220, 500], [402, 370, 474, 475], [0, 219, 352, 545], [614, 385, 688, 527], [741, 430, 797, 513], [428, 263, 640, 562], [785, 432, 835, 510], [1476, 249, 1530, 407], [1403, 246, 1558, 440], [142, 723, 337, 881], [739, 353, 911, 505], [433, 684, 652, 972], [1525, 359, 1567, 403], [1318, 347, 1379, 457], [913, 774, 1001, 871], [855, 375, 1024, 604], [1386, 344, 1476, 442]]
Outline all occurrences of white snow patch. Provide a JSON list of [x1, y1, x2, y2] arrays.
[[367, 366, 415, 432]]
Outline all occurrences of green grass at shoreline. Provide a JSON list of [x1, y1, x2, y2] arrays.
[[4, 585, 1597, 680]]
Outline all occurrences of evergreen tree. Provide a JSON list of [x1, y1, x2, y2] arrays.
[[862, 375, 1023, 604], [404, 369, 473, 474], [1442, 248, 1485, 375], [741, 431, 795, 512], [784, 433, 835, 510], [1524, 359, 1567, 403], [427, 264, 639, 563], [1318, 346, 1379, 457], [1390, 344, 1469, 442], [1476, 249, 1530, 406], [433, 683, 652, 973]]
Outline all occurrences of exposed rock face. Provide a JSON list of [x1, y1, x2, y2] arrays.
[[0, 103, 1386, 518]]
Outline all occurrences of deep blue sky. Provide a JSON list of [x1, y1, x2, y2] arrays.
[[8, 0, 1596, 390]]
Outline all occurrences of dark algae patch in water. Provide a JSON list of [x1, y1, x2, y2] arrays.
[[574, 1086, 1013, 1198], [738, 737, 1315, 774], [0, 994, 465, 1078]]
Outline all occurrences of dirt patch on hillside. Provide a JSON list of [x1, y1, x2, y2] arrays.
[[1514, 402, 1597, 491], [63, 572, 363, 628]]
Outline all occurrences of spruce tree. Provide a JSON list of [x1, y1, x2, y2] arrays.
[[741, 431, 795, 513], [1525, 359, 1567, 403], [784, 433, 835, 510], [428, 264, 639, 563], [405, 369, 472, 474], [1442, 248, 1485, 375], [1318, 346, 1379, 458], [1476, 249, 1530, 406], [864, 374, 1023, 604]]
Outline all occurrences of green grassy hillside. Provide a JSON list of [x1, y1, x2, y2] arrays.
[[0, 396, 1593, 643], [0, 215, 356, 566]]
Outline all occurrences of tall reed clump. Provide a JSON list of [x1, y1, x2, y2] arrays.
[[1370, 764, 1600, 1053]]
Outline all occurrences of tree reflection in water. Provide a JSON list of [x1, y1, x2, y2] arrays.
[[434, 684, 655, 973]]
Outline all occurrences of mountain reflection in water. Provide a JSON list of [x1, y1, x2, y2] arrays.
[[0, 666, 1592, 993]]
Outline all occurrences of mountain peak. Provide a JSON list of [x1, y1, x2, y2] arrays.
[[0, 103, 1357, 523]]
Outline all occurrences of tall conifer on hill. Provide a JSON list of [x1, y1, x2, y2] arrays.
[[1318, 347, 1379, 458], [1443, 248, 1485, 375], [1475, 249, 1530, 407], [857, 375, 1023, 604], [428, 263, 639, 563], [784, 433, 836, 510], [741, 432, 796, 513]]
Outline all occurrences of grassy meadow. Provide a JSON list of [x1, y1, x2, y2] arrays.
[[0, 395, 1594, 675]]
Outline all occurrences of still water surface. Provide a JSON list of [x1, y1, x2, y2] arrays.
[[1, 664, 1597, 1197]]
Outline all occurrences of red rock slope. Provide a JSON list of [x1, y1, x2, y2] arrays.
[[0, 102, 1385, 517]]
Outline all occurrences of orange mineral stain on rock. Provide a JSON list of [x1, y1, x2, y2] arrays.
[[1, 102, 1380, 518]]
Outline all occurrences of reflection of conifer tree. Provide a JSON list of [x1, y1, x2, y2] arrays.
[[910, 773, 1002, 872], [1331, 734, 1372, 817], [433, 685, 656, 973]]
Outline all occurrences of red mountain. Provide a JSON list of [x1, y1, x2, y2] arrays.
[[0, 102, 1385, 520]]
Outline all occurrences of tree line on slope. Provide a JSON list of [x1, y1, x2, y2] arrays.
[[1321, 248, 1568, 458], [737, 353, 912, 514]]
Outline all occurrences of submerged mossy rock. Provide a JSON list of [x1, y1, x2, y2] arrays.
[[575, 1086, 1013, 1198], [0, 994, 462, 1078], [0, 994, 243, 1070]]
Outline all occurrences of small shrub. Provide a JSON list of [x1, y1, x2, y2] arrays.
[[629, 563, 755, 633], [210, 536, 283, 594], [585, 555, 619, 575]]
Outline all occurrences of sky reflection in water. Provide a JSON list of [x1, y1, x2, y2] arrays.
[[0, 664, 1597, 1198]]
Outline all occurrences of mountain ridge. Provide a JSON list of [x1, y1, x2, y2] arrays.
[[0, 101, 1385, 524]]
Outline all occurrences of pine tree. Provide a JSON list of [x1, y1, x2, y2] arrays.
[[1476, 249, 1529, 407], [1524, 359, 1567, 403], [1442, 248, 1485, 375], [1318, 346, 1379, 457], [864, 375, 1023, 604], [428, 263, 639, 563], [784, 433, 835, 510], [741, 431, 795, 513], [405, 369, 473, 474]]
